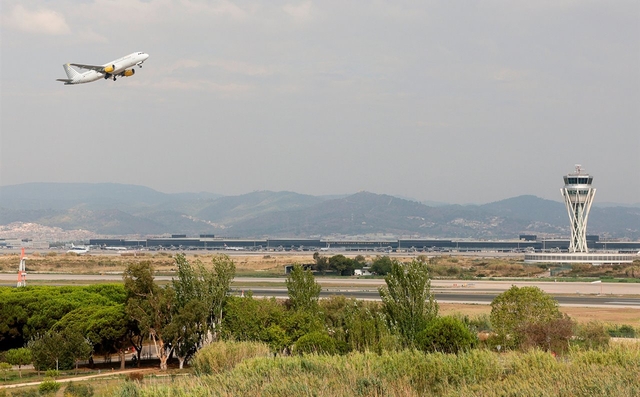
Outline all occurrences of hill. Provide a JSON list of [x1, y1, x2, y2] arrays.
[[0, 183, 638, 239]]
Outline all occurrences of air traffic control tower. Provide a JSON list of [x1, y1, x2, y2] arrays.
[[561, 165, 595, 253], [525, 165, 636, 265]]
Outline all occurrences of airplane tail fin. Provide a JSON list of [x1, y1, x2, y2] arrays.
[[63, 63, 81, 80]]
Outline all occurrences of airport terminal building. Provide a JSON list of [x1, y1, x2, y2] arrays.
[[87, 167, 640, 265], [88, 235, 640, 259]]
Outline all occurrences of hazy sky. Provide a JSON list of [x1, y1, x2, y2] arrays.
[[1, 1, 639, 205]]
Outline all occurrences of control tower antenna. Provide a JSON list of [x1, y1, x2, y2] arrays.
[[17, 248, 27, 287], [561, 165, 596, 253]]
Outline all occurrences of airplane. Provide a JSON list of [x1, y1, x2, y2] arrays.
[[104, 246, 128, 251], [224, 244, 242, 251], [57, 52, 149, 85], [67, 244, 89, 254]]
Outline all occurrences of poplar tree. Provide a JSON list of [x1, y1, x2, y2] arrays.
[[379, 260, 438, 347]]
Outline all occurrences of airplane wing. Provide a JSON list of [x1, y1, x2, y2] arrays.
[[70, 63, 107, 72], [56, 79, 73, 82]]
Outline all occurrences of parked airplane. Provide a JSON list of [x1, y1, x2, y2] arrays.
[[57, 52, 149, 85], [104, 246, 128, 251], [224, 244, 242, 251]]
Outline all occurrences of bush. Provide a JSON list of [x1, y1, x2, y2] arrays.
[[416, 316, 477, 354], [294, 332, 337, 355], [191, 341, 271, 375], [9, 390, 38, 397], [44, 369, 60, 378], [490, 286, 562, 350], [575, 321, 610, 349], [115, 382, 139, 397], [607, 324, 636, 338], [519, 314, 574, 354], [64, 382, 94, 397], [126, 372, 144, 382], [38, 378, 61, 395]]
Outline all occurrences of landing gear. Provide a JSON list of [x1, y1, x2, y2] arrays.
[[138, 64, 143, 68], [113, 76, 117, 81], [104, 73, 110, 80]]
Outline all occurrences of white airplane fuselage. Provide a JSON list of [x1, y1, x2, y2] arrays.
[[58, 52, 149, 85]]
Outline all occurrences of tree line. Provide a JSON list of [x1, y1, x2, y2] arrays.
[[0, 254, 610, 373]]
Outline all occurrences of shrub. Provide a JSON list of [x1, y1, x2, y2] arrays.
[[126, 372, 144, 382], [607, 324, 636, 338], [44, 369, 60, 378], [490, 286, 562, 350], [416, 316, 477, 354], [519, 314, 574, 354], [38, 378, 61, 395], [0, 362, 11, 382], [9, 389, 38, 397], [64, 382, 94, 397], [115, 382, 139, 397], [575, 321, 610, 349], [191, 341, 271, 375], [294, 332, 337, 355]]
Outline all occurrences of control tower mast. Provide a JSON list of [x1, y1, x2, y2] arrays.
[[17, 248, 27, 287], [561, 165, 596, 253]]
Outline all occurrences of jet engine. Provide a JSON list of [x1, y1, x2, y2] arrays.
[[123, 69, 135, 77], [103, 64, 115, 73]]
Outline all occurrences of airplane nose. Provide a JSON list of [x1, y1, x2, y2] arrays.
[[144, 53, 149, 60]]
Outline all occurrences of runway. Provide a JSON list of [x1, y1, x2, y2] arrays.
[[1, 273, 639, 308], [233, 288, 640, 308]]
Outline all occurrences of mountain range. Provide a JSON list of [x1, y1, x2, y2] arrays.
[[0, 183, 638, 240]]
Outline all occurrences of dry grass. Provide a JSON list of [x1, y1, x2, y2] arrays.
[[0, 252, 314, 275], [440, 303, 640, 326], [0, 252, 421, 275]]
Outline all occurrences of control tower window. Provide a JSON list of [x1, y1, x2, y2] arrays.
[[568, 177, 578, 184]]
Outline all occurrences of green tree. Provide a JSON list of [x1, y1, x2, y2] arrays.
[[5, 347, 32, 378], [416, 316, 476, 354], [379, 260, 438, 347], [312, 252, 330, 274], [65, 331, 92, 374], [124, 261, 174, 371], [29, 332, 67, 371], [53, 305, 129, 370], [490, 286, 562, 350], [286, 264, 321, 312], [370, 256, 394, 276], [354, 255, 366, 267], [28, 330, 89, 372], [329, 255, 357, 276], [169, 254, 211, 369], [205, 254, 236, 339], [0, 362, 11, 382], [0, 285, 125, 350]]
